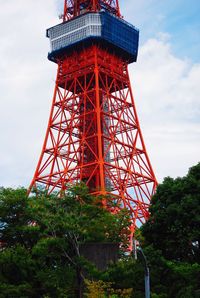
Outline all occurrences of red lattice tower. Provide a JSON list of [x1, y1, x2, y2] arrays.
[[30, 0, 157, 233]]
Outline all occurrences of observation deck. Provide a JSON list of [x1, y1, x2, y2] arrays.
[[47, 11, 139, 63]]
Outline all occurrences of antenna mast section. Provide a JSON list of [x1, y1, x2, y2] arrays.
[[63, 0, 121, 21]]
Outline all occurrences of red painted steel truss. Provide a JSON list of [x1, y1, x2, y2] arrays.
[[63, 0, 120, 21], [30, 46, 157, 229]]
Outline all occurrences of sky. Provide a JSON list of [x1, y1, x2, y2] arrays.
[[0, 0, 199, 188]]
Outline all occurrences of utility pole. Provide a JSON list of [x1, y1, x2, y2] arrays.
[[137, 247, 150, 298]]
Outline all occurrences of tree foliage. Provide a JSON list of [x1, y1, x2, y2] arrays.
[[140, 163, 200, 297], [84, 279, 132, 298], [99, 163, 200, 297], [142, 162, 200, 263], [0, 184, 130, 297], [0, 163, 200, 297]]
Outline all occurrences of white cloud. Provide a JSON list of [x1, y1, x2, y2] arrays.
[[0, 1, 58, 187], [130, 36, 200, 181], [0, 2, 199, 187]]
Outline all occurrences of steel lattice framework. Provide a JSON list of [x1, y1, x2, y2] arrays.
[[30, 0, 157, 232], [63, 0, 120, 21]]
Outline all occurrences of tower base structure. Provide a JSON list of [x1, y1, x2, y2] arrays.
[[30, 45, 157, 230]]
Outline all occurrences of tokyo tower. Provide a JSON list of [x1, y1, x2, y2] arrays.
[[30, 0, 157, 230]]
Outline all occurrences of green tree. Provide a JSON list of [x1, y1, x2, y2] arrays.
[[1, 163, 200, 297], [98, 162, 200, 298], [95, 163, 200, 298], [0, 185, 130, 297], [142, 162, 200, 263], [140, 163, 200, 297]]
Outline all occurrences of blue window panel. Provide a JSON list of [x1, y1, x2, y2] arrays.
[[47, 12, 139, 63]]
